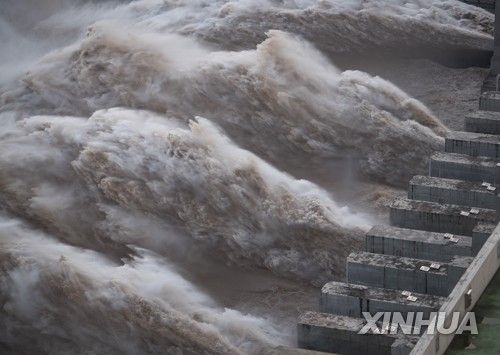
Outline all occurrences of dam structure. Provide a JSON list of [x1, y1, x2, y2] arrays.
[[297, 1, 500, 354]]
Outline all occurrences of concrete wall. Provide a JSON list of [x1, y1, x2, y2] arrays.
[[430, 152, 500, 184], [445, 131, 500, 158], [479, 92, 500, 111], [366, 225, 472, 262], [321, 281, 444, 320], [408, 175, 500, 212], [390, 198, 496, 236], [346, 252, 468, 297], [465, 111, 500, 135]]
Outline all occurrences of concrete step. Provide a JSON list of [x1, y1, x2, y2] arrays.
[[429, 151, 500, 184], [366, 225, 472, 262], [346, 251, 472, 297], [479, 91, 500, 112], [445, 131, 500, 158], [297, 312, 419, 355], [390, 198, 496, 236], [465, 110, 500, 135], [408, 175, 500, 212], [321, 281, 444, 320]]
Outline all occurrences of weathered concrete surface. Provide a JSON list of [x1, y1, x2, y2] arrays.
[[297, 311, 419, 355], [321, 281, 444, 319], [390, 198, 496, 236], [430, 151, 500, 184], [465, 110, 500, 134], [479, 92, 500, 112], [448, 256, 475, 288], [366, 225, 472, 262], [346, 252, 470, 297], [445, 131, 500, 158], [472, 222, 496, 255], [408, 175, 500, 212]]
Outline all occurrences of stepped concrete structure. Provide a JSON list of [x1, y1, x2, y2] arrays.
[[347, 252, 471, 297], [366, 225, 472, 261], [465, 110, 500, 134], [408, 175, 500, 212], [429, 151, 500, 184], [296, 1, 500, 354], [389, 198, 496, 236], [320, 282, 445, 319], [445, 131, 500, 158]]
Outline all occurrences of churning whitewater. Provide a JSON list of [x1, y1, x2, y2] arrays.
[[0, 0, 493, 354]]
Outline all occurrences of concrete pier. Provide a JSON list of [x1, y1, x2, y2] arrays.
[[389, 198, 496, 236], [320, 281, 444, 319], [408, 175, 500, 212], [465, 110, 500, 134], [346, 252, 471, 297], [297, 312, 419, 355], [479, 92, 500, 112], [445, 131, 500, 158], [429, 151, 500, 184], [366, 225, 472, 262]]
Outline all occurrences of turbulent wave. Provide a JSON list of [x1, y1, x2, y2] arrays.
[[0, 217, 281, 355], [0, 107, 369, 353], [60, 0, 492, 54], [0, 108, 368, 280], [0, 0, 491, 353], [181, 0, 494, 54], [5, 25, 447, 185]]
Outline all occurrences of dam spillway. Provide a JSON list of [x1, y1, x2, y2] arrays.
[[296, 1, 500, 354], [296, 99, 500, 355]]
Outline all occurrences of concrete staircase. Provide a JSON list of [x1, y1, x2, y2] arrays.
[[296, 111, 500, 354]]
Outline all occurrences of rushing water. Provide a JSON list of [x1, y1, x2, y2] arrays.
[[0, 1, 494, 354]]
